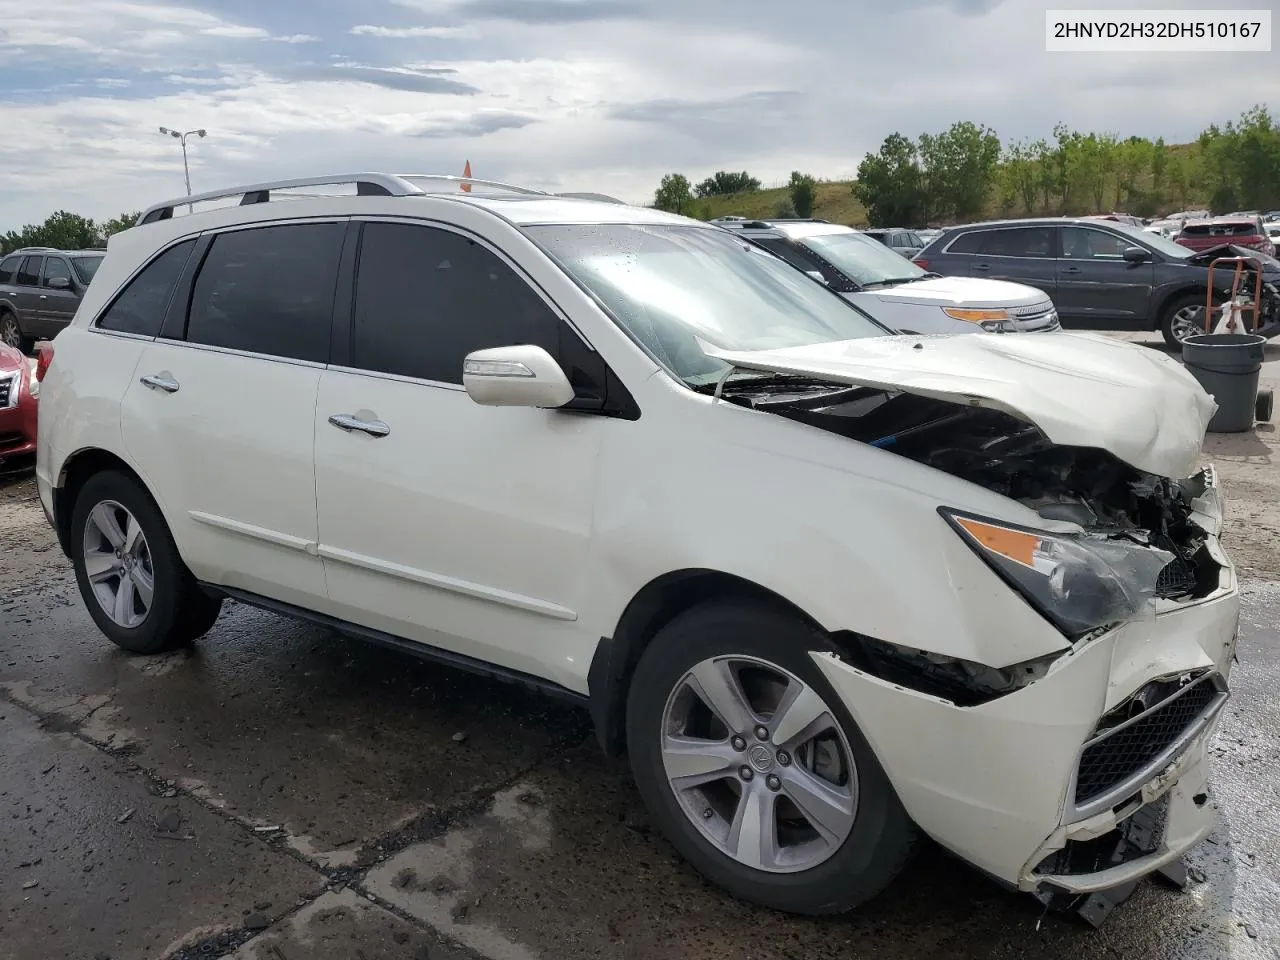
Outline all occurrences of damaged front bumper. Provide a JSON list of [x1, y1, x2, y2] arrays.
[[809, 575, 1238, 900]]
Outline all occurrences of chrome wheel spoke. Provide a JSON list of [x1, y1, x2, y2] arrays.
[[84, 550, 120, 583], [123, 515, 144, 554], [663, 735, 739, 789], [90, 503, 126, 550], [769, 680, 830, 748], [112, 575, 136, 624], [687, 658, 754, 732], [779, 764, 857, 846], [727, 783, 776, 870], [129, 565, 154, 612]]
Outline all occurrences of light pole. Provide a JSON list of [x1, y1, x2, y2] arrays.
[[158, 126, 207, 210]]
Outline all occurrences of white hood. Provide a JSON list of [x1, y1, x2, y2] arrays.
[[870, 276, 1050, 308], [704, 332, 1217, 479]]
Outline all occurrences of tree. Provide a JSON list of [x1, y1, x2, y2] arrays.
[[653, 174, 695, 215], [773, 198, 798, 219], [917, 121, 1001, 222], [102, 212, 141, 239], [788, 172, 817, 218], [694, 171, 761, 198], [853, 133, 925, 227], [999, 139, 1040, 215], [1114, 137, 1153, 209]]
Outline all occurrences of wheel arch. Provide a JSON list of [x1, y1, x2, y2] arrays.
[[587, 568, 825, 757], [52, 447, 160, 558]]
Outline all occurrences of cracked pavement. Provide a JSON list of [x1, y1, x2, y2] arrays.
[[2, 333, 1279, 959]]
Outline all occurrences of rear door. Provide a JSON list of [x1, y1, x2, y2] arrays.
[[120, 221, 345, 609], [37, 256, 79, 335], [962, 226, 1059, 299], [13, 256, 44, 334], [1056, 225, 1154, 328], [313, 218, 605, 684]]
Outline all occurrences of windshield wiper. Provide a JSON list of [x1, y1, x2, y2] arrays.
[[691, 372, 834, 396], [864, 277, 920, 288]]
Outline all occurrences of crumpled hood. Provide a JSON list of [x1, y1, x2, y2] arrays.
[[868, 276, 1051, 308], [704, 331, 1217, 478]]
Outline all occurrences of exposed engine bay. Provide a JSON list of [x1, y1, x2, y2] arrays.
[[721, 376, 1221, 605]]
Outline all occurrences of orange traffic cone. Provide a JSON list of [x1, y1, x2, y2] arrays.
[[462, 160, 472, 192]]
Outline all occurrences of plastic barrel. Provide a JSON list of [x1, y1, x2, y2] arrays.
[[1182, 333, 1266, 433]]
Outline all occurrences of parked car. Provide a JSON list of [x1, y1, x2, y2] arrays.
[[1084, 213, 1143, 228], [1267, 223, 1280, 250], [1175, 216, 1275, 257], [0, 341, 39, 468], [861, 228, 927, 258], [1144, 218, 1182, 240], [914, 217, 1280, 346], [40, 172, 1235, 919], [715, 220, 1060, 334], [0, 246, 105, 353]]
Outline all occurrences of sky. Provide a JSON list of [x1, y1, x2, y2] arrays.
[[0, 0, 1276, 227]]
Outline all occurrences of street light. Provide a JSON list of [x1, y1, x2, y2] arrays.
[[158, 126, 207, 210]]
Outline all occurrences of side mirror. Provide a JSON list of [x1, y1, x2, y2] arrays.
[[804, 270, 828, 286], [463, 345, 574, 409], [1122, 246, 1150, 263], [46, 276, 72, 290]]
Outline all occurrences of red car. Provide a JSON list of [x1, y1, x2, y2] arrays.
[[0, 341, 40, 469], [1175, 215, 1276, 257]]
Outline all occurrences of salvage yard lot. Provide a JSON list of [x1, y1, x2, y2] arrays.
[[2, 332, 1279, 960]]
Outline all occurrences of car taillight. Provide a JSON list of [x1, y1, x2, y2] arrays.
[[34, 341, 53, 382], [913, 258, 930, 270]]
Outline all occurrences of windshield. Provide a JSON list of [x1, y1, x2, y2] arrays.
[[524, 223, 891, 385], [1107, 221, 1193, 259], [797, 231, 927, 286], [70, 255, 102, 284]]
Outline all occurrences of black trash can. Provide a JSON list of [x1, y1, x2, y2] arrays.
[[1182, 333, 1266, 433]]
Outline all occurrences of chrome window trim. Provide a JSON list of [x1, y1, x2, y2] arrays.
[[326, 364, 467, 392], [153, 337, 329, 370], [87, 329, 158, 343], [1064, 671, 1228, 822]]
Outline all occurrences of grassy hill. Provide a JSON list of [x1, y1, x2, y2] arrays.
[[684, 141, 1208, 227]]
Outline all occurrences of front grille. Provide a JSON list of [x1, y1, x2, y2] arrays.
[[1155, 556, 1198, 598], [1075, 675, 1220, 806], [0, 374, 13, 408]]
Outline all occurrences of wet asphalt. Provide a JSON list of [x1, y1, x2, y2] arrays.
[[1, 478, 1279, 960]]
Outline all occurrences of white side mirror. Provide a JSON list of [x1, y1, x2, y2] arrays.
[[462, 345, 574, 408]]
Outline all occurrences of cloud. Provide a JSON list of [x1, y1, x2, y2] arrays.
[[411, 110, 539, 137], [394, 0, 646, 24], [287, 63, 479, 94], [351, 24, 477, 39], [201, 24, 270, 39]]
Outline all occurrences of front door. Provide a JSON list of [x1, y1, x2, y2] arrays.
[[37, 256, 80, 336], [120, 220, 347, 609], [313, 219, 603, 688], [1055, 226, 1155, 328]]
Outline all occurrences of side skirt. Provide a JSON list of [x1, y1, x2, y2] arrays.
[[203, 583, 590, 707]]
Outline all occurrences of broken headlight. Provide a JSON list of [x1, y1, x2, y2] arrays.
[[941, 509, 1173, 638]]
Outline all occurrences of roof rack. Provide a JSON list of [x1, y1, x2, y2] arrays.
[[10, 246, 58, 253], [136, 172, 554, 226]]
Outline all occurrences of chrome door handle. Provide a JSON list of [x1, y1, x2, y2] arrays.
[[328, 414, 390, 437], [140, 374, 180, 393], [39, 295, 48, 300]]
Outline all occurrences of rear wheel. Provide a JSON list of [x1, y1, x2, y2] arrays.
[[626, 602, 916, 915], [0, 311, 31, 354], [70, 471, 222, 654]]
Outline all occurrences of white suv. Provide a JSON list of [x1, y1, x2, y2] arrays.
[[37, 173, 1238, 918]]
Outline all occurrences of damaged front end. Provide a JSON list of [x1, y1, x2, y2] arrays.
[[730, 382, 1223, 641]]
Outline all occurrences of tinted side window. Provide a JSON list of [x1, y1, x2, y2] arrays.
[[754, 239, 845, 289], [945, 231, 987, 254], [0, 256, 18, 284], [187, 223, 344, 363], [97, 240, 195, 337], [982, 227, 1054, 258], [351, 222, 559, 384], [1061, 227, 1128, 260], [42, 257, 72, 286], [16, 256, 42, 286]]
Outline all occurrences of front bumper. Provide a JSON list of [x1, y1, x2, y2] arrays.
[[811, 582, 1238, 893], [0, 370, 37, 463]]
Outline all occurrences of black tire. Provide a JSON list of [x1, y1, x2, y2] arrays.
[[1257, 388, 1274, 423], [70, 470, 222, 654], [626, 601, 916, 915], [0, 311, 31, 354], [1160, 292, 1220, 349]]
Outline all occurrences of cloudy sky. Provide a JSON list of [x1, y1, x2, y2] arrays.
[[0, 0, 1276, 226]]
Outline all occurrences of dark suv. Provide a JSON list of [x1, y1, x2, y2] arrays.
[[914, 218, 1280, 346], [0, 247, 105, 353]]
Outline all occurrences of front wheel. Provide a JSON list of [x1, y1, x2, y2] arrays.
[[1161, 293, 1219, 348], [626, 602, 916, 915], [70, 470, 222, 654], [0, 312, 31, 354]]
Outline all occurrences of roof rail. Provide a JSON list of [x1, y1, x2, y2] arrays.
[[11, 246, 58, 253], [137, 173, 423, 225], [554, 192, 625, 204], [396, 174, 550, 197]]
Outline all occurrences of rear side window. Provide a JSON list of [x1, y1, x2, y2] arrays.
[[187, 223, 345, 363], [97, 240, 195, 336], [945, 231, 987, 254], [70, 256, 103, 285], [350, 222, 559, 384], [0, 256, 18, 284], [16, 257, 42, 286], [982, 227, 1055, 258]]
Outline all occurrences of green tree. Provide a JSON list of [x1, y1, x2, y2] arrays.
[[102, 212, 141, 239], [773, 197, 798, 219], [999, 139, 1041, 215], [1114, 137, 1153, 210], [653, 174, 695, 215], [917, 121, 1002, 222], [788, 171, 817, 218], [694, 171, 761, 198], [853, 133, 925, 227]]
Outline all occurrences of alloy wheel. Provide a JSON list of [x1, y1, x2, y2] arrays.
[[1170, 305, 1208, 343], [0, 315, 20, 350], [82, 500, 155, 629], [660, 655, 858, 873]]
